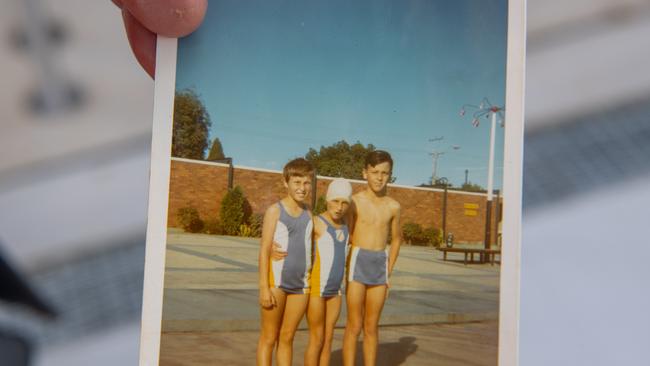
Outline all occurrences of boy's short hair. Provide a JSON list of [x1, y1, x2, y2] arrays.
[[283, 158, 314, 182], [365, 150, 393, 170]]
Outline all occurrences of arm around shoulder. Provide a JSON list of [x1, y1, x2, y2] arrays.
[[313, 215, 325, 239], [259, 205, 280, 288]]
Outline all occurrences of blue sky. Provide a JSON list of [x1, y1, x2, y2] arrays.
[[176, 0, 508, 188]]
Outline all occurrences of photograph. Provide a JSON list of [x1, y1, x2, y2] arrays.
[[140, 0, 524, 365]]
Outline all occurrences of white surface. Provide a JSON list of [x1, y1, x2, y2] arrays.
[[526, 11, 650, 129], [0, 0, 152, 269], [498, 1, 526, 364], [34, 322, 140, 366], [520, 173, 650, 366], [139, 36, 177, 366], [0, 0, 152, 172], [527, 0, 650, 33], [0, 152, 149, 270]]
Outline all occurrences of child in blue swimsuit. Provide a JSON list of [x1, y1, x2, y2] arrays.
[[304, 178, 352, 366], [257, 158, 314, 366]]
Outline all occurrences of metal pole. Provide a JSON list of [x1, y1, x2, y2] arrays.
[[465, 169, 469, 185], [494, 189, 501, 247], [442, 183, 448, 240], [429, 137, 444, 185], [484, 112, 497, 249], [227, 158, 234, 190], [487, 112, 496, 201], [432, 154, 438, 184], [430, 152, 445, 185]]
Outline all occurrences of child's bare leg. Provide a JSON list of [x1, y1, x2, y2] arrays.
[[305, 296, 325, 366], [276, 293, 309, 366], [319, 295, 342, 366], [362, 284, 387, 366], [342, 281, 366, 366], [257, 288, 287, 366]]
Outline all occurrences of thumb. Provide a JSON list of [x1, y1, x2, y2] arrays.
[[122, 0, 208, 38]]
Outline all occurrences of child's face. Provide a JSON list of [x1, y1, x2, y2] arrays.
[[326, 198, 350, 221], [363, 162, 392, 193], [284, 175, 312, 203]]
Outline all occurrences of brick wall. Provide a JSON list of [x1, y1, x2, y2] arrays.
[[167, 158, 501, 244]]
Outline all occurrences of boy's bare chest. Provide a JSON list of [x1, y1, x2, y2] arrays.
[[355, 201, 393, 225]]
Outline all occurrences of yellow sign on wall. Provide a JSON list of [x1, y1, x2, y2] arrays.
[[464, 203, 479, 209], [464, 209, 478, 216]]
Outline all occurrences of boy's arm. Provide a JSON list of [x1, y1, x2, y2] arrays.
[[387, 202, 402, 277], [259, 205, 280, 307], [312, 217, 324, 251], [346, 197, 358, 236]]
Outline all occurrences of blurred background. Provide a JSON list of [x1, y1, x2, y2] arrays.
[[0, 0, 648, 365]]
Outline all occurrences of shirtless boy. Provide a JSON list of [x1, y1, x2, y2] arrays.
[[342, 150, 402, 366], [305, 178, 353, 366], [257, 158, 314, 366]]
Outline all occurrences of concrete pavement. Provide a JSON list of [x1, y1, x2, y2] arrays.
[[159, 229, 500, 365], [162, 230, 499, 332]]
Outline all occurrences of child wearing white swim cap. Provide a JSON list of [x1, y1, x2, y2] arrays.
[[305, 177, 353, 366], [326, 178, 353, 203]]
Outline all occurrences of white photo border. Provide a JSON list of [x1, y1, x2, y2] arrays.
[[139, 1, 526, 363], [499, 0, 526, 365], [139, 36, 177, 366]]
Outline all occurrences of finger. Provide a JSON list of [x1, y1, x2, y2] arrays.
[[271, 294, 277, 306], [122, 9, 156, 78], [273, 252, 288, 257], [122, 0, 207, 38]]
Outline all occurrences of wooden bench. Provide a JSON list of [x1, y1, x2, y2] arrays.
[[437, 247, 501, 265]]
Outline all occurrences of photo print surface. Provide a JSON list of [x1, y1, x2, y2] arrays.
[[142, 0, 524, 365]]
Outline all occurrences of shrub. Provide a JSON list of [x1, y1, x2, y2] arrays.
[[220, 186, 246, 235], [402, 222, 423, 245], [248, 213, 263, 238], [177, 207, 204, 233], [243, 196, 253, 225], [239, 224, 253, 237], [203, 218, 223, 235], [313, 195, 327, 215], [402, 222, 442, 246], [423, 227, 442, 247]]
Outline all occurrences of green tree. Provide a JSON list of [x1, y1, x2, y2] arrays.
[[220, 186, 246, 235], [313, 195, 327, 215], [306, 140, 387, 180], [459, 182, 485, 193], [207, 137, 226, 161], [172, 89, 211, 159], [419, 177, 452, 189]]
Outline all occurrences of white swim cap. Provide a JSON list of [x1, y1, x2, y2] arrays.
[[326, 178, 352, 202]]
